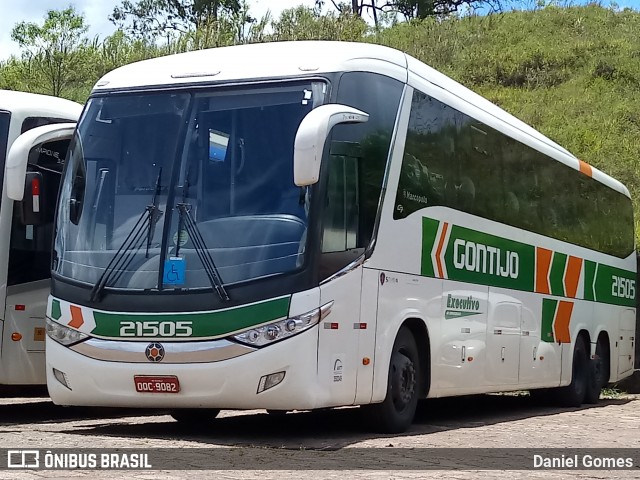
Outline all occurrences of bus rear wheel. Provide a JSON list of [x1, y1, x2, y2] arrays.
[[555, 336, 588, 407], [170, 408, 220, 424], [585, 339, 609, 404], [361, 326, 420, 433]]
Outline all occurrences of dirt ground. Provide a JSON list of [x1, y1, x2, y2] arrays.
[[0, 389, 638, 479]]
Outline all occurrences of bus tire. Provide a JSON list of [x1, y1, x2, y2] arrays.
[[170, 408, 220, 424], [585, 339, 609, 404], [556, 336, 588, 407], [361, 326, 419, 433]]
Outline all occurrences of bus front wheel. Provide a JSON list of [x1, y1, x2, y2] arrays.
[[361, 326, 419, 433]]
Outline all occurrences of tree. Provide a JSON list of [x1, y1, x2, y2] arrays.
[[270, 6, 368, 42], [317, 0, 508, 22], [110, 0, 244, 39], [393, 0, 506, 18], [11, 7, 91, 97]]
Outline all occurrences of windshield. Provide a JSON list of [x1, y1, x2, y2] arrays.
[[54, 82, 325, 295]]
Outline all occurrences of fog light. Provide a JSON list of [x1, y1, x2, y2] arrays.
[[52, 368, 71, 390], [257, 371, 285, 393]]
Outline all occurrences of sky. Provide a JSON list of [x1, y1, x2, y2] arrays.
[[0, 0, 319, 61]]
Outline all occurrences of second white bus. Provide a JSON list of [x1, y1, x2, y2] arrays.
[[0, 90, 80, 385]]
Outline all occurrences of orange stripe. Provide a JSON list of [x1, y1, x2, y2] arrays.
[[579, 160, 593, 177], [554, 301, 573, 344], [564, 256, 583, 298], [435, 222, 449, 278], [535, 247, 552, 294], [68, 305, 84, 329]]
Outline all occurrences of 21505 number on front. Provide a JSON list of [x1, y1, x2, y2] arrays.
[[120, 321, 193, 337]]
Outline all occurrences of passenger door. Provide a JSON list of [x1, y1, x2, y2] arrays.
[[485, 293, 521, 386], [317, 145, 364, 405]]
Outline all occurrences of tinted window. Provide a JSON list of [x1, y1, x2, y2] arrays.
[[0, 111, 9, 205], [395, 90, 634, 258], [21, 116, 71, 134], [0, 110, 9, 161], [319, 72, 403, 279], [8, 139, 69, 285], [55, 83, 324, 292], [333, 72, 404, 249], [6, 115, 74, 285]]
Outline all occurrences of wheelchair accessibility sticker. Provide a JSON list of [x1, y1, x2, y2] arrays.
[[163, 257, 186, 285]]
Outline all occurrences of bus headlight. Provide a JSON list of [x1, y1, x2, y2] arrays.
[[233, 301, 333, 347], [46, 318, 89, 346]]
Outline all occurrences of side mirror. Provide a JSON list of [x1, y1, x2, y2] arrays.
[[19, 172, 45, 226], [293, 104, 368, 186]]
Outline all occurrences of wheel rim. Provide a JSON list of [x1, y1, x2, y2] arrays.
[[390, 352, 416, 412]]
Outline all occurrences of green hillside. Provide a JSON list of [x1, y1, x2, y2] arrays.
[[375, 6, 640, 239], [3, 5, 640, 243]]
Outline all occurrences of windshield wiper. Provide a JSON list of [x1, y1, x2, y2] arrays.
[[174, 175, 230, 302], [89, 169, 164, 302]]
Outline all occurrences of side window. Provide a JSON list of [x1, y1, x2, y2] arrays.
[[395, 90, 501, 220], [8, 139, 70, 286], [0, 111, 10, 191], [0, 111, 9, 162], [395, 89, 634, 258], [21, 116, 71, 134], [322, 142, 360, 253], [319, 72, 403, 280]]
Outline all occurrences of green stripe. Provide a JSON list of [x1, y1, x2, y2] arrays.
[[421, 217, 440, 277], [549, 253, 567, 296], [91, 296, 291, 339], [442, 224, 535, 292], [541, 299, 557, 343], [419, 216, 635, 307], [583, 260, 596, 301], [51, 299, 62, 321], [594, 264, 636, 307]]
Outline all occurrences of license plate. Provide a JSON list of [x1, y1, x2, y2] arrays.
[[134, 375, 180, 393]]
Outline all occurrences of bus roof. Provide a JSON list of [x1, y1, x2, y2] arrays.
[[0, 90, 82, 119], [92, 41, 630, 198], [93, 41, 408, 92]]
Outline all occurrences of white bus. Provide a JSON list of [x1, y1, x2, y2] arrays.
[[10, 42, 635, 432], [0, 90, 81, 385]]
